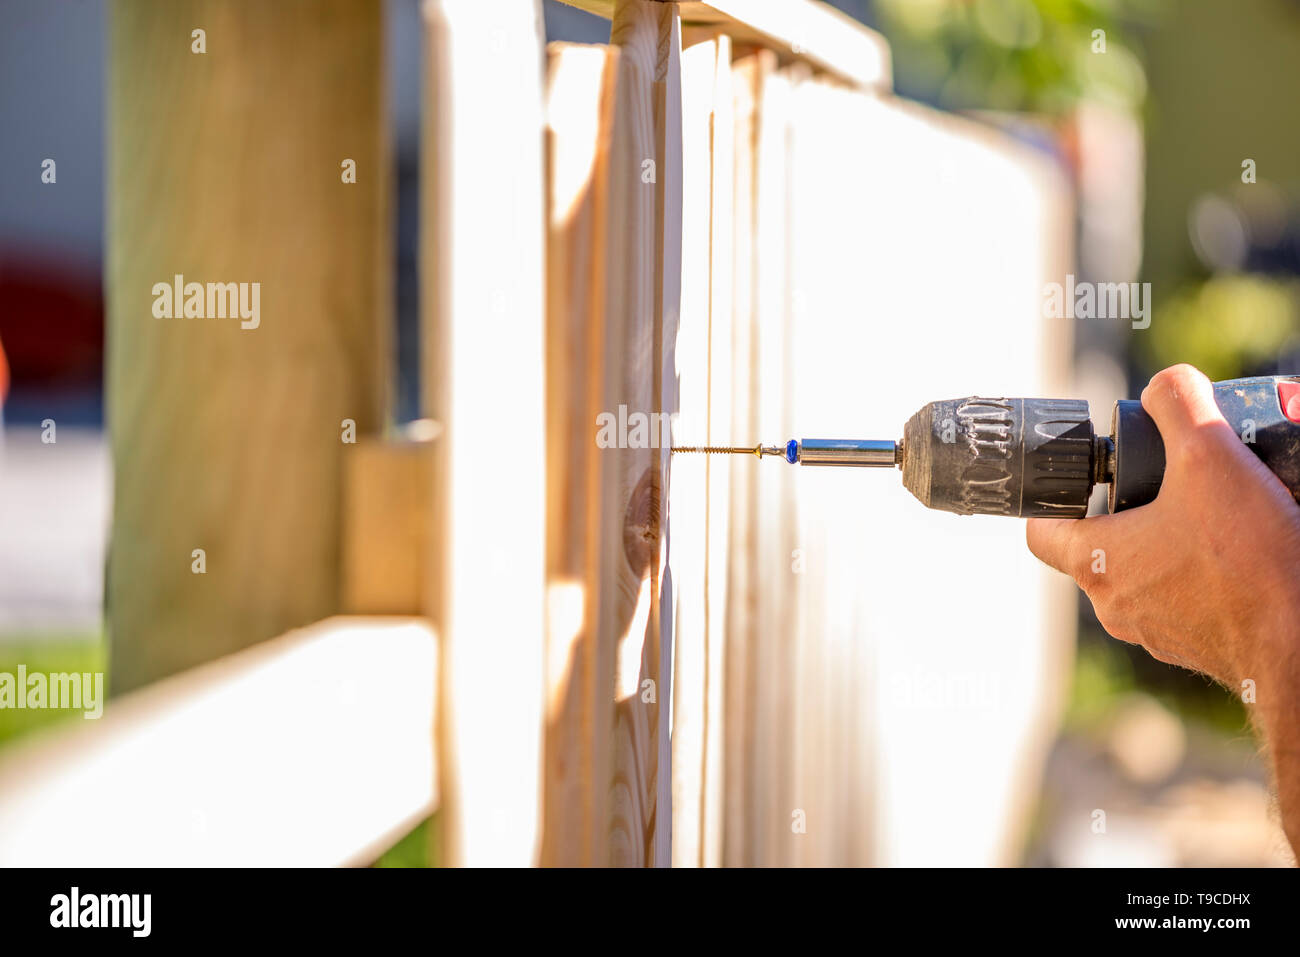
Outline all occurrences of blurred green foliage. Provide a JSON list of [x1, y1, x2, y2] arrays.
[[1067, 629, 1251, 740], [1145, 276, 1300, 381], [0, 634, 105, 747], [874, 0, 1155, 115]]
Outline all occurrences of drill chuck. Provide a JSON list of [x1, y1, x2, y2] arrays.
[[898, 397, 1100, 518]]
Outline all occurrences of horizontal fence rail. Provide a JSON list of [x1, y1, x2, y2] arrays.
[[0, 618, 437, 867]]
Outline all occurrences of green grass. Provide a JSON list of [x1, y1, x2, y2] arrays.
[[0, 631, 105, 747], [372, 814, 439, 868]]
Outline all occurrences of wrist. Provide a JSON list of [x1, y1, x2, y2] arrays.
[[1247, 601, 1300, 736]]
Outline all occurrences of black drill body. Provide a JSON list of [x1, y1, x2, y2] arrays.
[[898, 375, 1300, 517]]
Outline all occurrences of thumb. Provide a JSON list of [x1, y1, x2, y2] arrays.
[[1139, 364, 1227, 446]]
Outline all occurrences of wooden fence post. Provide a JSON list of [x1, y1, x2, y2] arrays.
[[106, 0, 389, 693]]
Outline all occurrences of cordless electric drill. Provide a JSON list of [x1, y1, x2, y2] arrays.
[[674, 375, 1300, 517]]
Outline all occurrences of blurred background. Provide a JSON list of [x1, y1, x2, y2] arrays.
[[1, 0, 1297, 865]]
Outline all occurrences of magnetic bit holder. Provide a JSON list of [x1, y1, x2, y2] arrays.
[[789, 438, 900, 467], [671, 439, 901, 467]]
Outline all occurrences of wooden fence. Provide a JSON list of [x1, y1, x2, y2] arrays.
[[0, 0, 1073, 867]]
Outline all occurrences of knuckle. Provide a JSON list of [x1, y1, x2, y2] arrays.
[[1146, 365, 1182, 394], [1093, 598, 1140, 646], [1078, 564, 1136, 636], [1166, 362, 1204, 383], [1145, 364, 1206, 408], [1159, 363, 1205, 389], [1091, 604, 1128, 642]]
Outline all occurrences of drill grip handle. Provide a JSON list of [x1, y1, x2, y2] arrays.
[[1109, 375, 1300, 512]]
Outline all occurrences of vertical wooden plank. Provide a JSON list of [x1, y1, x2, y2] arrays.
[[701, 33, 734, 869], [669, 35, 716, 868], [770, 78, 930, 868], [598, 8, 655, 867], [723, 49, 760, 867], [750, 55, 798, 867], [780, 74, 890, 869], [541, 40, 620, 867], [106, 0, 389, 693], [780, 59, 811, 868], [671, 31, 734, 869], [423, 0, 547, 867], [603, 1, 657, 868], [654, 6, 683, 873], [604, 0, 680, 867], [785, 72, 837, 868]]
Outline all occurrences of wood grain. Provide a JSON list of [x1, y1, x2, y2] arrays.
[[542, 40, 620, 867], [603, 0, 681, 867], [106, 0, 389, 693]]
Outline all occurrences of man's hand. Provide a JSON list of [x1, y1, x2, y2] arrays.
[[1028, 364, 1300, 688], [1026, 363, 1300, 856]]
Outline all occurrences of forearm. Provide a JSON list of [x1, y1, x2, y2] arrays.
[[1255, 653, 1300, 859]]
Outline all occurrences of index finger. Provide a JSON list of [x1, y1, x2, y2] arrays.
[[1025, 517, 1081, 577], [1027, 511, 1127, 582]]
